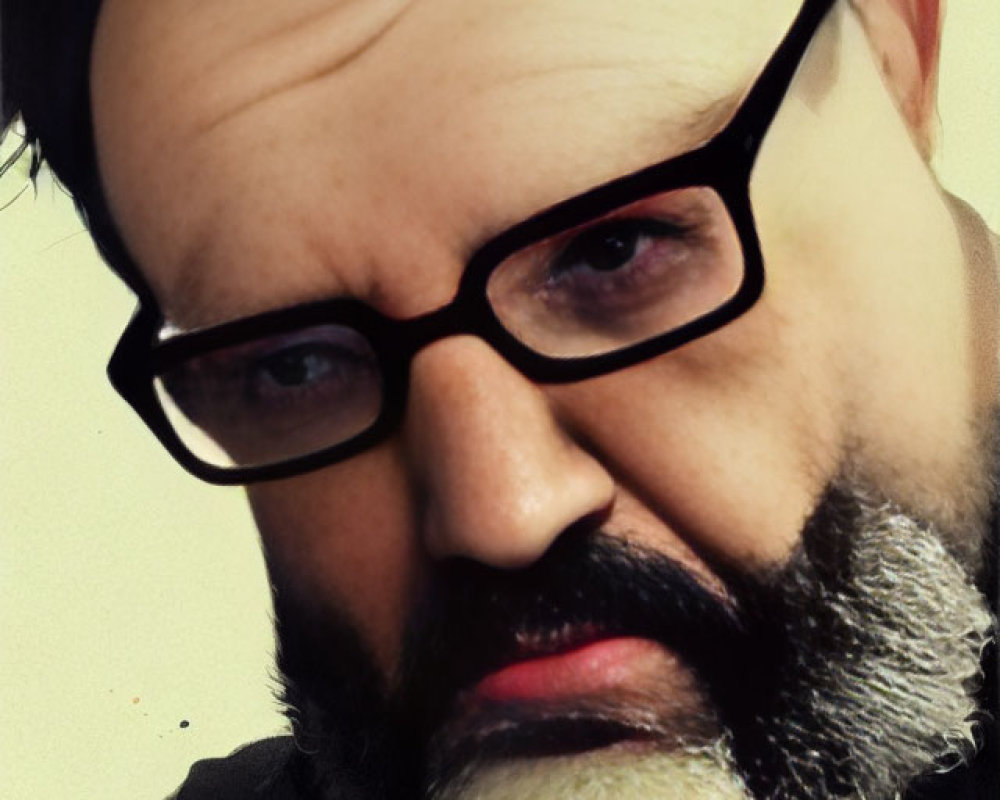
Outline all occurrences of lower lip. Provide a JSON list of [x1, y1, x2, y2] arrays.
[[472, 637, 668, 703]]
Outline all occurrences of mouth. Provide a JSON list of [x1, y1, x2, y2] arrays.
[[471, 635, 676, 703], [445, 622, 712, 736], [422, 628, 718, 785]]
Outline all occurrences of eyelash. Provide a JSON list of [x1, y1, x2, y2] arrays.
[[539, 216, 700, 300], [552, 216, 691, 269]]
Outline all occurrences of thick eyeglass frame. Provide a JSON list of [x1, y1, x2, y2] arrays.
[[108, 0, 835, 485]]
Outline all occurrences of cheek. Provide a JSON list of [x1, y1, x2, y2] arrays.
[[549, 300, 847, 568], [248, 444, 422, 675]]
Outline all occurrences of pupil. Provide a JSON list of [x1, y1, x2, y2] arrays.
[[265, 350, 314, 386], [578, 225, 638, 272]]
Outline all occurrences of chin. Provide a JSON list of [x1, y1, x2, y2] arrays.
[[431, 739, 751, 800]]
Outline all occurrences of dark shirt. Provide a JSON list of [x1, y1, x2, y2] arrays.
[[168, 737, 304, 799]]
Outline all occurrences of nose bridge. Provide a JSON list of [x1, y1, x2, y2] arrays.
[[402, 294, 479, 357], [403, 335, 615, 569], [398, 284, 498, 365]]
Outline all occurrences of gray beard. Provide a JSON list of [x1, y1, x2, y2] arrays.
[[727, 484, 993, 799], [276, 481, 996, 800]]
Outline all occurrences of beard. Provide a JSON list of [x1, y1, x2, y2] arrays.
[[271, 478, 995, 800]]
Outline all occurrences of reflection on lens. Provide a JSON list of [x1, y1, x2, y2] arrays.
[[487, 186, 743, 358], [155, 324, 382, 468]]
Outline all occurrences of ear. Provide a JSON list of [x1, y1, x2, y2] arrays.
[[850, 0, 943, 159]]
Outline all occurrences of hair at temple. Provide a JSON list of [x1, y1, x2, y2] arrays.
[[2, 0, 149, 297]]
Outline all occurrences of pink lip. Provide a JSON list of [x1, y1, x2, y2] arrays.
[[471, 637, 666, 703]]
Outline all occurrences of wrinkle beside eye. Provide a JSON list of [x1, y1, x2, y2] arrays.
[[194, 0, 416, 136]]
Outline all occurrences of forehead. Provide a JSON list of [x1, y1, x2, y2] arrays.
[[91, 0, 798, 326]]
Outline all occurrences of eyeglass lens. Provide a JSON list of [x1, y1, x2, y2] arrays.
[[155, 324, 383, 468], [487, 185, 742, 358]]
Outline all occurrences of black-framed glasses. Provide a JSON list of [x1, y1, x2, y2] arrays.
[[109, 0, 835, 485]]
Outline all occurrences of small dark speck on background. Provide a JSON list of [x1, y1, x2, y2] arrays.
[[180, 720, 190, 729]]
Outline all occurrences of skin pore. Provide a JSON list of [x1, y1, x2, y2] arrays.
[[89, 0, 997, 796]]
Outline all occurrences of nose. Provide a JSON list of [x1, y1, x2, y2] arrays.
[[403, 336, 616, 569]]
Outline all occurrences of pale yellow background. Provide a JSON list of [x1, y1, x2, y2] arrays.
[[1, 5, 998, 798]]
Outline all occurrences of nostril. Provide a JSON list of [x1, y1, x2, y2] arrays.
[[559, 502, 616, 542]]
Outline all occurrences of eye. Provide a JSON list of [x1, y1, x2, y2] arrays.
[[254, 343, 341, 392], [245, 338, 380, 412], [546, 217, 694, 290], [552, 219, 649, 275], [540, 217, 696, 306], [160, 324, 380, 422], [552, 219, 664, 275]]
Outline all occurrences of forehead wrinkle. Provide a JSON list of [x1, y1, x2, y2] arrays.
[[191, 0, 415, 136], [469, 56, 718, 123]]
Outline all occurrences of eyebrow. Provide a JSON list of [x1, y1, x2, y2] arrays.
[[164, 246, 339, 333]]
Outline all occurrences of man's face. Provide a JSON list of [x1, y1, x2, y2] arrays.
[[90, 0, 996, 796]]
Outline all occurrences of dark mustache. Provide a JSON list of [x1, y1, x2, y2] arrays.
[[394, 529, 748, 743]]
